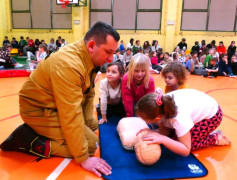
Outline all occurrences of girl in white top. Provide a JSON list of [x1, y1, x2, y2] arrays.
[[135, 89, 231, 157], [98, 62, 125, 124]]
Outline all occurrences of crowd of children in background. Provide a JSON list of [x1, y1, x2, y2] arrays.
[[110, 38, 237, 77], [1, 36, 237, 77], [1, 35, 67, 70]]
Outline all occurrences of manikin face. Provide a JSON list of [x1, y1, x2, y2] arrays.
[[106, 65, 121, 83], [133, 68, 146, 84], [88, 35, 118, 67], [164, 72, 179, 89]]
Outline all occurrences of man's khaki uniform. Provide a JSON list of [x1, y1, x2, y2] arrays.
[[19, 40, 99, 163]]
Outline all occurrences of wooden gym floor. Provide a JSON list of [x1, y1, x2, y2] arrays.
[[0, 73, 237, 180]]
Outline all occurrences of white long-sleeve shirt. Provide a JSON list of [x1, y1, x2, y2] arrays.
[[99, 78, 122, 115]]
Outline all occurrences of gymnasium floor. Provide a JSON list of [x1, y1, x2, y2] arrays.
[[0, 73, 237, 180]]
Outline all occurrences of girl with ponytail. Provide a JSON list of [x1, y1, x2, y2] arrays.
[[135, 88, 231, 157]]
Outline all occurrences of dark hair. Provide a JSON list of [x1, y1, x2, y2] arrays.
[[35, 39, 40, 44], [161, 61, 187, 85], [20, 36, 24, 39], [84, 22, 120, 46], [201, 47, 209, 56], [5, 36, 8, 38], [211, 40, 216, 45], [157, 48, 163, 53], [191, 51, 198, 56], [172, 53, 178, 60], [39, 44, 47, 51], [195, 41, 198, 45], [58, 36, 61, 39], [126, 47, 132, 52], [164, 52, 169, 56], [143, 41, 150, 50], [107, 61, 125, 75], [12, 37, 16, 40], [129, 38, 134, 45], [135, 93, 177, 119], [135, 40, 140, 45], [152, 40, 158, 46]]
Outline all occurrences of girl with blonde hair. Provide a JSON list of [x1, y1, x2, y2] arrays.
[[121, 53, 155, 117]]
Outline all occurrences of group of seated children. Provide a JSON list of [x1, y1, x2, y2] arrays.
[[1, 35, 69, 70], [2, 35, 67, 58], [97, 52, 230, 159], [116, 38, 237, 77]]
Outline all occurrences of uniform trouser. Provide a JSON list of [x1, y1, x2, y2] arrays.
[[22, 115, 99, 158], [50, 125, 99, 158]]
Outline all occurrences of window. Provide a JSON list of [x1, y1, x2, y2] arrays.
[[11, 0, 72, 29], [90, 0, 162, 30], [181, 0, 237, 32]]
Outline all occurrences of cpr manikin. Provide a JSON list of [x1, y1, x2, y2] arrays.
[[117, 117, 161, 165]]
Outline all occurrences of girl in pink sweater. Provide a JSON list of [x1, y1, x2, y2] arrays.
[[122, 53, 155, 117]]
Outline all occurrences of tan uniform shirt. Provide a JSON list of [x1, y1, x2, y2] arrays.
[[19, 40, 98, 163]]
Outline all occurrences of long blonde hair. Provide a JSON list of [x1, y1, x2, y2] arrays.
[[127, 53, 150, 89]]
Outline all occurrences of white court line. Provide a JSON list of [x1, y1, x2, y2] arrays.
[[46, 158, 72, 180]]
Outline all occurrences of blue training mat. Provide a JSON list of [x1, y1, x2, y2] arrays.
[[99, 116, 208, 180]]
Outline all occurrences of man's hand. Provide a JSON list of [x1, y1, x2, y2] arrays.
[[80, 157, 112, 177]]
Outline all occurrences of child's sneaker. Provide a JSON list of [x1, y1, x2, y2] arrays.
[[212, 130, 231, 145]]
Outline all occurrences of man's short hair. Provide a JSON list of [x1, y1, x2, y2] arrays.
[[84, 22, 120, 46]]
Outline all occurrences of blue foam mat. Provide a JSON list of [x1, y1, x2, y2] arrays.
[[99, 116, 208, 180]]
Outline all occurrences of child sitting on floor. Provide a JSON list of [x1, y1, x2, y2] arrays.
[[98, 62, 126, 124], [135, 89, 231, 157], [28, 44, 48, 71], [161, 61, 189, 93], [122, 53, 155, 117], [203, 57, 219, 78], [150, 51, 162, 73]]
